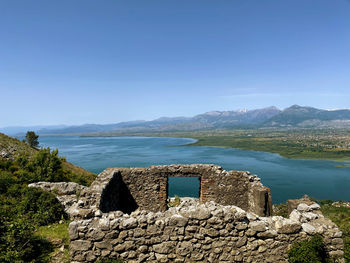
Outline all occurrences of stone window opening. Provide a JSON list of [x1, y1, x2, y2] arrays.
[[97, 165, 273, 216], [167, 176, 201, 204]]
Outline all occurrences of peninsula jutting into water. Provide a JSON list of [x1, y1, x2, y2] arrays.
[[39, 136, 350, 204]]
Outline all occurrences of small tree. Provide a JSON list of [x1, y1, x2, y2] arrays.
[[25, 131, 39, 148]]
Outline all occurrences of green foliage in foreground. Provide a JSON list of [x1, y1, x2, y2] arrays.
[[288, 234, 330, 263], [0, 133, 96, 262], [0, 217, 54, 263], [36, 221, 71, 244], [320, 202, 350, 262], [0, 185, 66, 262], [36, 221, 71, 263], [0, 148, 85, 262]]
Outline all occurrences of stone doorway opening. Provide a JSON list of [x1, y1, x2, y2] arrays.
[[168, 176, 200, 198]]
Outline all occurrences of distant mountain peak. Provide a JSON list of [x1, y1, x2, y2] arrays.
[[264, 106, 279, 110], [203, 111, 222, 116], [3, 105, 350, 136], [286, 104, 303, 110]]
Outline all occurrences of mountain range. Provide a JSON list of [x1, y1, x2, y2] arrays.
[[2, 105, 350, 136]]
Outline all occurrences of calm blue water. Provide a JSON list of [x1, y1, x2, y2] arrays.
[[38, 136, 350, 203]]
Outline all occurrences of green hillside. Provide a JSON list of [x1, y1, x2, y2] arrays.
[[0, 133, 97, 262], [0, 132, 96, 185]]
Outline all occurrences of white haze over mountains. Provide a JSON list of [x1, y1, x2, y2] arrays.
[[2, 105, 350, 136]]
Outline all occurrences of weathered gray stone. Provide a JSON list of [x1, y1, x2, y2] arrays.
[[64, 166, 344, 263], [191, 208, 211, 220], [257, 230, 277, 238], [332, 238, 344, 246], [169, 215, 188, 227], [122, 217, 138, 229], [138, 245, 148, 253], [246, 229, 256, 237], [309, 203, 321, 210], [301, 223, 316, 235], [99, 218, 110, 231], [70, 240, 92, 251], [249, 221, 266, 232], [69, 221, 79, 240], [275, 219, 301, 234], [153, 241, 176, 254], [297, 203, 310, 212], [334, 231, 343, 238], [289, 210, 302, 222], [302, 212, 318, 221], [94, 241, 112, 250], [236, 222, 248, 230], [201, 228, 220, 237], [329, 250, 344, 258], [237, 236, 247, 247], [86, 228, 105, 241]]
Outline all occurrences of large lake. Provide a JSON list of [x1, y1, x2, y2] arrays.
[[39, 136, 350, 204]]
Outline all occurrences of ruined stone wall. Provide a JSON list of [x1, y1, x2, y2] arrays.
[[86, 165, 272, 217], [28, 165, 344, 262], [69, 200, 344, 263]]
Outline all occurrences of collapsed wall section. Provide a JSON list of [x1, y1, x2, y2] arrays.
[[92, 165, 272, 217], [28, 165, 344, 262], [69, 200, 344, 263]]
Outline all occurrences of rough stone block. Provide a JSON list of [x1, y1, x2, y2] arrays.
[[249, 221, 266, 232], [169, 214, 188, 227], [70, 240, 92, 251]]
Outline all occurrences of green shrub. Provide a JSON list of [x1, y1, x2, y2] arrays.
[[0, 143, 94, 262], [0, 171, 18, 194], [168, 195, 181, 207], [30, 148, 67, 182], [0, 217, 53, 263], [0, 181, 67, 262], [18, 186, 67, 226], [288, 234, 330, 263], [11, 147, 92, 185], [1, 184, 67, 226]]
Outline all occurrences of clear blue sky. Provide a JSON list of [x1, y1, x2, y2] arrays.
[[1, 0, 350, 126]]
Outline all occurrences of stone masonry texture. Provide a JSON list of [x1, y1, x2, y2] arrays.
[[29, 164, 345, 262]]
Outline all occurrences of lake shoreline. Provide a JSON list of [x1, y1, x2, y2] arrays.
[[77, 132, 350, 163], [186, 139, 350, 163], [38, 136, 350, 204]]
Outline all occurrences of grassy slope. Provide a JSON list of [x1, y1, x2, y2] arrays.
[[0, 133, 96, 262], [0, 132, 37, 156], [36, 221, 71, 263], [0, 133, 96, 185]]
